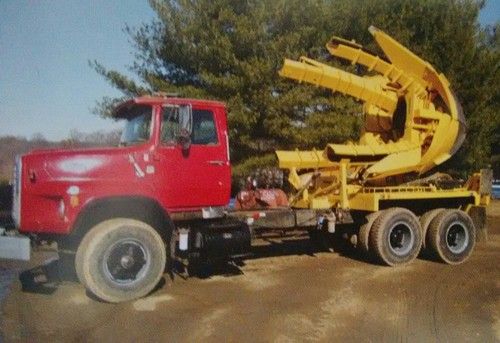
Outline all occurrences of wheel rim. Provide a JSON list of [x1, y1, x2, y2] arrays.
[[387, 222, 414, 256], [445, 221, 469, 254], [103, 238, 151, 286]]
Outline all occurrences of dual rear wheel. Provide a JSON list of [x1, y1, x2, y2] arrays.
[[358, 207, 475, 266], [425, 209, 475, 264]]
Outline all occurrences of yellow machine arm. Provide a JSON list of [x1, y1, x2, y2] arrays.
[[277, 26, 466, 183]]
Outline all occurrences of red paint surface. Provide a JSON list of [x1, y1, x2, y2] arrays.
[[17, 97, 231, 234]]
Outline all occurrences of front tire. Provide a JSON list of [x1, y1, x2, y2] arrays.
[[75, 218, 167, 303], [369, 208, 422, 266], [427, 209, 475, 265]]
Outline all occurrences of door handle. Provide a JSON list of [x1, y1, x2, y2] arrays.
[[208, 160, 225, 166]]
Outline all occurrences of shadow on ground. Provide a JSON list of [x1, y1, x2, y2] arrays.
[[17, 231, 361, 297], [18, 250, 79, 295], [179, 231, 365, 279]]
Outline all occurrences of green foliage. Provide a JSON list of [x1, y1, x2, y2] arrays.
[[231, 153, 277, 190], [93, 0, 499, 175]]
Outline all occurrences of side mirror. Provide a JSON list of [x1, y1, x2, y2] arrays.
[[177, 105, 193, 151]]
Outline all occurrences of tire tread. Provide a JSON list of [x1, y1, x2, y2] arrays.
[[427, 209, 475, 264], [75, 218, 167, 303], [369, 208, 422, 266]]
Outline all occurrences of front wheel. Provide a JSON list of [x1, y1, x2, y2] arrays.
[[75, 218, 167, 303]]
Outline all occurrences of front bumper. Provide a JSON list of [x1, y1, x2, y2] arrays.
[[0, 232, 30, 261]]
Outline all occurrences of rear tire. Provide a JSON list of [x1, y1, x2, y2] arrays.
[[358, 211, 383, 255], [419, 209, 445, 250], [369, 208, 422, 266], [75, 218, 167, 303], [427, 209, 475, 265]]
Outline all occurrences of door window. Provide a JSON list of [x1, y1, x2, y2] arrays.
[[161, 108, 218, 145], [192, 110, 218, 145]]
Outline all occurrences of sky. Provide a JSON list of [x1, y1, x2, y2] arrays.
[[0, 0, 499, 141], [0, 0, 155, 140]]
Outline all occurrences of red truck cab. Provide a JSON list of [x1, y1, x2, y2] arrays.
[[14, 96, 231, 236]]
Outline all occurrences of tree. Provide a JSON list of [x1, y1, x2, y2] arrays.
[[92, 0, 499, 176]]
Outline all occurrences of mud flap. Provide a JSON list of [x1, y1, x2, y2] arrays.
[[467, 206, 487, 243]]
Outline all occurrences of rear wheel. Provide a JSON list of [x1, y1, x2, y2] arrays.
[[427, 209, 475, 265], [369, 208, 422, 266], [75, 218, 167, 303], [358, 211, 383, 255], [419, 208, 445, 250]]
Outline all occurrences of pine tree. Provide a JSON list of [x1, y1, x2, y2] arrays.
[[93, 0, 499, 176]]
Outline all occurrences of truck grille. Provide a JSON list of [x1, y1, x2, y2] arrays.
[[12, 156, 21, 228]]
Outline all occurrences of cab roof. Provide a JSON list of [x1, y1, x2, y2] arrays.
[[112, 96, 226, 118]]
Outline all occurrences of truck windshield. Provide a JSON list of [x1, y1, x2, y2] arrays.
[[119, 105, 152, 146]]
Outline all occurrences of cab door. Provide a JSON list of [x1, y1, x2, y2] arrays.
[[154, 104, 230, 209]]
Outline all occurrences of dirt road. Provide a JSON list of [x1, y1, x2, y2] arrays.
[[1, 202, 499, 342]]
